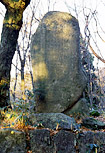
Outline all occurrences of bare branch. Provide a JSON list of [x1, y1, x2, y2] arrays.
[[89, 44, 105, 63], [97, 31, 105, 43], [12, 62, 21, 72]]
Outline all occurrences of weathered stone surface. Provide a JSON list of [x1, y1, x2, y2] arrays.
[[53, 130, 76, 153], [64, 98, 90, 116], [29, 129, 105, 153], [30, 113, 78, 130], [29, 129, 53, 153], [0, 127, 105, 153], [82, 117, 105, 130], [0, 128, 26, 153], [78, 131, 105, 153], [30, 11, 87, 113], [29, 129, 76, 153]]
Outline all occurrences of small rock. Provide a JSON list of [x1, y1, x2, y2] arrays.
[[82, 117, 105, 130], [64, 98, 89, 116]]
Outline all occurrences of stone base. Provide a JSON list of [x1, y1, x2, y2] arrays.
[[0, 128, 105, 153]]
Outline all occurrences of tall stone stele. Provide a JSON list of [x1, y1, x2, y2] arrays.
[[30, 11, 87, 113]]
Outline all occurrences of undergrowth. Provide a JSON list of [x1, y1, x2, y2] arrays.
[[0, 90, 35, 131]]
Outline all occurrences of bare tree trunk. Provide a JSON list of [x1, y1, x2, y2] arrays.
[[21, 60, 25, 100], [0, 0, 30, 107], [0, 23, 20, 107]]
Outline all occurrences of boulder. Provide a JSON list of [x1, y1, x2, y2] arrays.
[[29, 113, 78, 130], [30, 11, 87, 113], [0, 128, 26, 153]]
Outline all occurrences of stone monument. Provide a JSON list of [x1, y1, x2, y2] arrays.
[[30, 11, 87, 113]]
